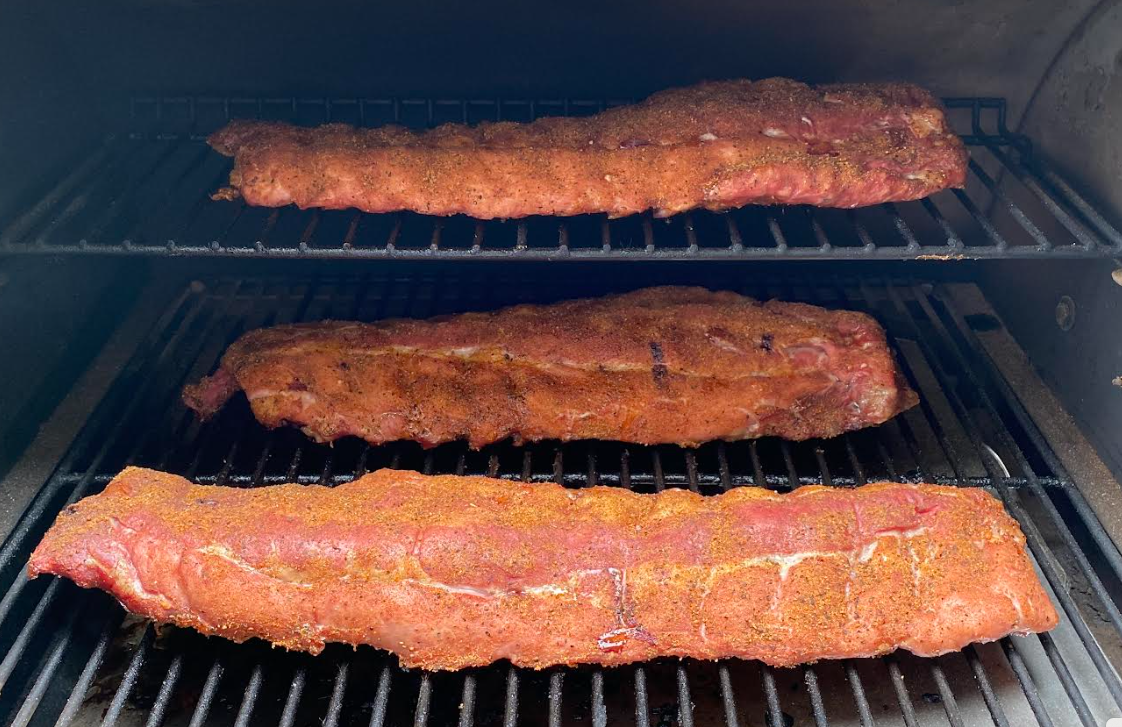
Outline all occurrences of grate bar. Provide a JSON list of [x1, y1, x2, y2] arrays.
[[981, 141, 1100, 250], [761, 666, 785, 727], [548, 672, 564, 727], [676, 665, 695, 727], [803, 667, 831, 727], [1002, 639, 1056, 727], [845, 663, 876, 727], [0, 579, 62, 689], [7, 603, 83, 727], [1038, 633, 1098, 727], [324, 662, 350, 727], [1029, 157, 1122, 250], [964, 646, 1011, 727], [186, 659, 225, 727], [142, 654, 183, 727], [54, 618, 117, 727], [930, 662, 966, 727], [458, 674, 477, 727], [718, 665, 740, 727], [886, 658, 920, 727], [233, 664, 264, 727], [278, 667, 308, 727], [633, 667, 651, 727], [591, 670, 607, 727], [368, 665, 393, 727], [100, 625, 155, 727], [502, 667, 519, 727], [418, 672, 446, 724]]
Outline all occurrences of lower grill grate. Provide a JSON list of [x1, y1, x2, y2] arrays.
[[0, 272, 1121, 727]]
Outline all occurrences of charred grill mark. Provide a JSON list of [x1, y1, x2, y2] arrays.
[[649, 341, 668, 386], [760, 333, 774, 352], [288, 380, 309, 391], [618, 138, 652, 149]]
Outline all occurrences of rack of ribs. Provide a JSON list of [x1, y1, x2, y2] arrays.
[[182, 286, 919, 448], [29, 467, 1058, 671], [208, 78, 968, 219]]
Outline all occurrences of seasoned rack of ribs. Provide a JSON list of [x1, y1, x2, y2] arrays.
[[182, 287, 919, 448], [208, 78, 968, 219], [30, 467, 1058, 671]]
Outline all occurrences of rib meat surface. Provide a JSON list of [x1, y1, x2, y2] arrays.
[[29, 467, 1058, 670], [209, 78, 967, 219], [182, 286, 918, 448]]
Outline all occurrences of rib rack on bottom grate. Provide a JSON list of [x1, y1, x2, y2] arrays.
[[1, 271, 1121, 727]]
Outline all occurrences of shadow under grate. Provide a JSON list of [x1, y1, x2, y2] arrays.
[[0, 272, 1120, 727]]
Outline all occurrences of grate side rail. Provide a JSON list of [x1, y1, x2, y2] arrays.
[[0, 97, 1119, 260], [0, 273, 1120, 727]]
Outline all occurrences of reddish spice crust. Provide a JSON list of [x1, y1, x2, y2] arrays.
[[208, 78, 967, 219], [182, 286, 919, 448], [29, 467, 1057, 671]]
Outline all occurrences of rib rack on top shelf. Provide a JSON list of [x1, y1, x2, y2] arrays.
[[0, 97, 1119, 258]]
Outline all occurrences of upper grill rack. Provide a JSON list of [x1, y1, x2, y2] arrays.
[[0, 271, 1120, 727], [0, 96, 1119, 259]]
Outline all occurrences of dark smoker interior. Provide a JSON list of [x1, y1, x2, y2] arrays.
[[0, 2, 1121, 726]]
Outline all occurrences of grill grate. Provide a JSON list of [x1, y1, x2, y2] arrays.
[[0, 97, 1120, 259], [1, 271, 1122, 727]]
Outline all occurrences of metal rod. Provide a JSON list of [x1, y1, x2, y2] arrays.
[[761, 666, 785, 727], [458, 674, 477, 727], [233, 664, 264, 727], [676, 664, 696, 727], [502, 667, 520, 727], [100, 624, 155, 727], [634, 667, 651, 727], [187, 659, 225, 727], [367, 665, 393, 727], [718, 665, 740, 727], [413, 673, 433, 727], [278, 667, 308, 727], [929, 662, 966, 727], [321, 661, 350, 727], [6, 602, 83, 727], [1001, 639, 1056, 727], [885, 658, 919, 727], [591, 670, 607, 727], [803, 667, 831, 727], [548, 672, 564, 727], [963, 646, 1011, 727], [142, 654, 184, 727], [54, 617, 117, 727], [845, 663, 876, 727], [1037, 632, 1098, 727]]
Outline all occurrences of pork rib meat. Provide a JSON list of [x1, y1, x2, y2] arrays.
[[209, 78, 967, 219], [182, 286, 918, 448], [29, 467, 1058, 670]]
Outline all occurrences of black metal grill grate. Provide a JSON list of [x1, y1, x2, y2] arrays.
[[0, 97, 1120, 259], [1, 271, 1121, 727]]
